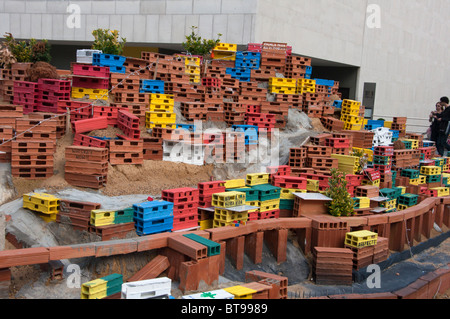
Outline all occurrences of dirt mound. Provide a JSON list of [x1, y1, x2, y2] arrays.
[[102, 161, 215, 197]]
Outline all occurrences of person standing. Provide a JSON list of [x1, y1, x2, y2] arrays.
[[434, 97, 450, 156], [429, 102, 443, 143]]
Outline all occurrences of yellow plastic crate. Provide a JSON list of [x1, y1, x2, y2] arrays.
[[259, 199, 280, 212], [71, 87, 108, 100], [343, 122, 363, 131], [280, 188, 307, 200], [403, 139, 419, 149], [224, 179, 246, 189], [384, 121, 393, 129], [420, 166, 442, 176], [214, 43, 237, 52], [381, 199, 397, 210], [214, 208, 248, 223], [81, 278, 107, 296], [23, 192, 60, 215], [90, 210, 115, 227], [396, 186, 406, 194], [185, 57, 201, 66], [36, 212, 58, 223], [246, 173, 270, 186], [269, 78, 296, 88], [432, 158, 445, 167], [149, 104, 174, 113], [147, 123, 176, 129], [344, 230, 378, 248], [341, 99, 361, 109], [213, 219, 246, 228], [212, 51, 236, 61], [199, 219, 213, 230], [145, 112, 176, 124], [340, 114, 363, 124], [270, 86, 297, 95], [355, 197, 370, 209], [223, 285, 256, 299], [212, 191, 246, 208], [245, 201, 260, 212], [306, 179, 319, 192], [150, 93, 174, 101], [397, 204, 408, 211], [362, 178, 380, 187], [431, 187, 450, 197]]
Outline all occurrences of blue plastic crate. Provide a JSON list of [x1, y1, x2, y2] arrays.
[[226, 68, 251, 77], [390, 130, 400, 138], [305, 66, 313, 75], [333, 100, 343, 108], [314, 78, 335, 87], [236, 51, 261, 59], [135, 216, 173, 236], [133, 200, 174, 215], [365, 124, 383, 131], [109, 66, 126, 74], [93, 53, 126, 67], [176, 124, 196, 132], [235, 61, 260, 69], [140, 79, 164, 93]]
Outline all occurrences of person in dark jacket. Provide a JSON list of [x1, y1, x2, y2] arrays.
[[429, 102, 443, 143], [434, 97, 450, 156]]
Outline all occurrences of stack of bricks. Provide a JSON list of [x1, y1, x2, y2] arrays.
[[162, 187, 199, 231], [110, 73, 148, 121], [117, 109, 140, 140], [275, 92, 303, 110], [13, 80, 39, 114], [0, 125, 13, 163], [223, 131, 246, 163], [184, 56, 201, 84], [142, 136, 163, 161], [284, 55, 311, 79], [392, 117, 407, 138], [321, 116, 345, 132], [238, 81, 266, 105], [71, 64, 110, 101], [312, 247, 353, 286], [198, 180, 226, 208], [146, 93, 176, 129], [224, 102, 246, 126], [123, 56, 151, 79], [345, 130, 375, 149], [57, 199, 101, 232], [64, 146, 108, 189], [212, 191, 247, 227], [11, 140, 54, 179], [260, 42, 287, 75], [309, 215, 348, 248], [202, 77, 225, 122], [244, 270, 288, 299], [246, 112, 276, 132], [57, 100, 93, 124], [108, 139, 143, 165], [0, 68, 13, 103], [374, 145, 395, 189], [340, 99, 364, 131], [37, 78, 71, 113], [260, 101, 289, 129], [325, 136, 351, 155], [15, 112, 59, 142]]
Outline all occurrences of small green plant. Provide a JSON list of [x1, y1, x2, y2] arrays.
[[182, 26, 222, 57], [351, 148, 368, 174], [325, 169, 355, 217], [91, 29, 126, 55], [3, 33, 52, 63]]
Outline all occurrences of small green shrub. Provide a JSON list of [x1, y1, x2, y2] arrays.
[[182, 26, 222, 57], [91, 29, 126, 55]]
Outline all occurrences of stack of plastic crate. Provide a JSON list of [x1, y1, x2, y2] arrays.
[[340, 99, 364, 131], [133, 200, 174, 236]]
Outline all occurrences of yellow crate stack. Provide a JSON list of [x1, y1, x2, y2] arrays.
[[306, 179, 319, 192], [146, 93, 176, 129], [212, 43, 237, 61], [340, 99, 364, 131], [212, 191, 246, 208], [355, 197, 370, 209], [280, 188, 307, 200], [352, 147, 374, 162], [269, 77, 297, 95], [296, 78, 316, 94], [22, 192, 60, 222], [71, 87, 109, 100], [403, 139, 419, 150], [330, 154, 360, 174], [381, 199, 397, 211], [258, 198, 280, 212], [223, 285, 257, 299], [81, 278, 107, 299], [344, 230, 378, 249], [185, 56, 201, 83], [214, 208, 248, 225], [430, 187, 450, 197], [246, 173, 270, 186], [420, 166, 442, 176], [409, 175, 427, 185], [90, 209, 115, 227], [224, 179, 246, 189]]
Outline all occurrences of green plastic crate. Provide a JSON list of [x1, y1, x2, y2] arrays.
[[183, 233, 221, 256]]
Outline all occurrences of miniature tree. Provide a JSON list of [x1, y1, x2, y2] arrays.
[[91, 29, 126, 55], [182, 26, 222, 58], [325, 168, 355, 217]]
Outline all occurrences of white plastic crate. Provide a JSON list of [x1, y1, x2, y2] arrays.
[[121, 277, 172, 299], [77, 49, 102, 64]]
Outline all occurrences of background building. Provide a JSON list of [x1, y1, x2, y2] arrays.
[[1, 0, 449, 133]]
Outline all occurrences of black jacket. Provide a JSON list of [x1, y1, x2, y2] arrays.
[[436, 107, 450, 132]]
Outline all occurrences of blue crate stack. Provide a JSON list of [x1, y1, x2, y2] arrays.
[[232, 125, 258, 145], [235, 51, 261, 70], [133, 200, 174, 236], [365, 120, 384, 130], [390, 130, 400, 142], [140, 79, 164, 94], [225, 67, 251, 82], [92, 53, 126, 74]]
